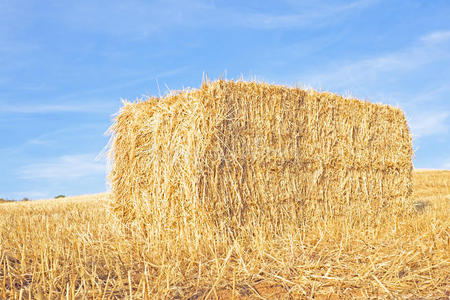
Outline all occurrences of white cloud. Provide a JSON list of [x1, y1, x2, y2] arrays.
[[0, 67, 188, 115], [239, 0, 375, 29], [7, 191, 48, 200], [0, 0, 376, 40], [444, 160, 450, 169], [408, 84, 450, 104], [18, 154, 106, 180], [71, 67, 190, 97], [0, 103, 112, 114], [421, 30, 450, 43], [409, 111, 450, 138], [26, 123, 106, 146], [302, 30, 450, 90]]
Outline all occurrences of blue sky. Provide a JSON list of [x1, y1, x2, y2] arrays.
[[1, 0, 449, 199]]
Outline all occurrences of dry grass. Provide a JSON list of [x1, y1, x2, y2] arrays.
[[1, 171, 449, 299]]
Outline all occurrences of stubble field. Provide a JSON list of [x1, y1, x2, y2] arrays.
[[0, 170, 449, 299]]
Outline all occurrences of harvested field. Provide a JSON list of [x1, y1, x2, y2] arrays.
[[0, 81, 447, 298], [0, 170, 448, 299]]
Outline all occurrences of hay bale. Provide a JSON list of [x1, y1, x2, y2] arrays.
[[108, 80, 413, 227]]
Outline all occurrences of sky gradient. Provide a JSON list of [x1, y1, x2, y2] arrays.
[[1, 0, 449, 199]]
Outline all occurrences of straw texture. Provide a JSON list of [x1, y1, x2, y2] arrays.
[[109, 80, 413, 228]]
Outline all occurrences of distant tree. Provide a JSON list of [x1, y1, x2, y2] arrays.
[[22, 197, 30, 201], [55, 195, 66, 199], [0, 198, 14, 203]]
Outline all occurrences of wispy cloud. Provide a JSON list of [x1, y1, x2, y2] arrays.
[[408, 84, 450, 105], [238, 0, 375, 29], [18, 154, 106, 180], [0, 103, 112, 114], [421, 30, 450, 43], [1, 0, 376, 40], [7, 191, 48, 200], [303, 30, 450, 90], [0, 67, 188, 115], [444, 159, 450, 170], [409, 111, 450, 138], [68, 67, 190, 97], [25, 123, 106, 146]]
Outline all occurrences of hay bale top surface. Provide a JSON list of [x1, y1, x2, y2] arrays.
[[122, 80, 403, 115]]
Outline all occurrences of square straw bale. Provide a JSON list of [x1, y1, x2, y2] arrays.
[[108, 80, 413, 228]]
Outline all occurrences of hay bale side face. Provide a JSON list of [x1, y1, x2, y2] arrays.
[[109, 80, 413, 227], [109, 92, 209, 226]]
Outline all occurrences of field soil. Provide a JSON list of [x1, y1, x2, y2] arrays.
[[0, 170, 449, 299]]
